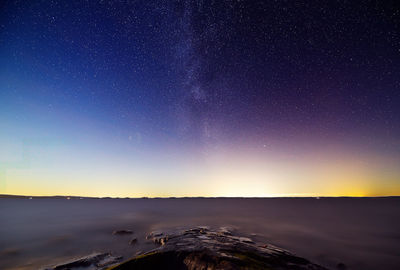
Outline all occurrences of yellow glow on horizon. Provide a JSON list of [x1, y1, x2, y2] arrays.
[[2, 166, 399, 198], [1, 144, 400, 198]]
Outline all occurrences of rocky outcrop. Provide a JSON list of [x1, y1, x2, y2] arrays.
[[129, 238, 138, 245], [109, 226, 327, 270], [112, 230, 133, 235], [43, 227, 327, 270]]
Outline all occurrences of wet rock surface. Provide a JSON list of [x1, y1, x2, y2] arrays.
[[43, 252, 123, 270], [110, 226, 328, 269]]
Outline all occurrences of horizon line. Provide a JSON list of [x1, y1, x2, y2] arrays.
[[1, 194, 399, 199]]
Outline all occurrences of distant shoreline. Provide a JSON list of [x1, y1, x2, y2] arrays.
[[1, 194, 399, 199]]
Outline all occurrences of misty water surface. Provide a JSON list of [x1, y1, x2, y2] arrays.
[[0, 197, 399, 270]]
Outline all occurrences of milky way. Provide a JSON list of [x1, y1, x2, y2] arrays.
[[1, 0, 399, 196]]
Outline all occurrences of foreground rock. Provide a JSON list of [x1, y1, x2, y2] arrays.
[[109, 227, 327, 270], [44, 252, 122, 270]]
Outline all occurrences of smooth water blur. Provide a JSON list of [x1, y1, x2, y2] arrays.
[[0, 197, 399, 270]]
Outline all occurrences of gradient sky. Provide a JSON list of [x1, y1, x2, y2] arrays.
[[1, 0, 399, 197]]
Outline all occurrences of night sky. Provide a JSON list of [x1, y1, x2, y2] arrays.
[[1, 1, 399, 197]]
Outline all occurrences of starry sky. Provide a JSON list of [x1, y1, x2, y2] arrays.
[[1, 0, 399, 197]]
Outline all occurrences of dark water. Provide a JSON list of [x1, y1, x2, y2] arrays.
[[0, 197, 399, 270]]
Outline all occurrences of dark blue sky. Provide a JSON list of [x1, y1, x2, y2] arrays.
[[1, 1, 400, 197]]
